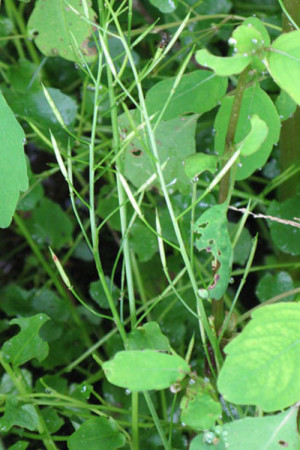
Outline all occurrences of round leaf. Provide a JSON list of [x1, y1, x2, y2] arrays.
[[218, 303, 300, 411], [68, 417, 126, 449], [256, 271, 294, 303], [103, 350, 190, 391]]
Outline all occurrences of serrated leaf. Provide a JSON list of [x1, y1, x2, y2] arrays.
[[267, 30, 300, 105], [27, 0, 97, 62], [146, 71, 228, 120], [194, 203, 233, 300], [0, 91, 28, 228], [238, 115, 268, 156], [218, 303, 300, 411], [190, 408, 300, 449], [2, 314, 49, 367], [184, 153, 218, 179], [126, 322, 170, 351], [180, 379, 221, 431], [215, 84, 280, 179], [0, 395, 39, 433], [195, 49, 251, 76], [68, 417, 126, 449], [119, 112, 197, 192], [103, 350, 190, 391], [267, 194, 300, 255], [256, 271, 294, 303]]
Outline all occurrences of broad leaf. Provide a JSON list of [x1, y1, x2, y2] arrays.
[[256, 271, 294, 303], [195, 49, 251, 76], [180, 379, 221, 431], [238, 115, 268, 156], [0, 395, 39, 432], [146, 71, 227, 120], [268, 194, 300, 255], [119, 112, 197, 192], [218, 303, 300, 411], [231, 23, 265, 55], [27, 0, 97, 62], [267, 30, 300, 105], [2, 314, 49, 367], [0, 92, 28, 228], [68, 417, 126, 449], [149, 0, 177, 13], [103, 350, 190, 391], [194, 203, 233, 300], [190, 408, 300, 449], [184, 153, 218, 179], [215, 84, 280, 179], [126, 322, 170, 351]]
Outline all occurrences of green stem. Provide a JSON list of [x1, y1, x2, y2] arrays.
[[213, 67, 249, 334], [131, 392, 139, 450], [143, 391, 170, 450]]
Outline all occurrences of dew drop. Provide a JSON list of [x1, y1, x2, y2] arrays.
[[125, 389, 131, 395]]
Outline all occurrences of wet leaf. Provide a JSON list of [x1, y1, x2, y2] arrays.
[[275, 90, 297, 121], [184, 153, 218, 179], [0, 395, 39, 433], [103, 350, 190, 391], [68, 417, 126, 449], [126, 322, 170, 351], [27, 0, 97, 62], [238, 115, 268, 156], [0, 91, 28, 228], [2, 314, 49, 367], [215, 84, 280, 179], [146, 71, 227, 120], [218, 303, 300, 411], [195, 50, 251, 76], [149, 0, 177, 13], [194, 203, 233, 300]]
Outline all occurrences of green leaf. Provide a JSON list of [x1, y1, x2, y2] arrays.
[[27, 0, 97, 62], [231, 23, 265, 56], [256, 271, 294, 303], [0, 91, 28, 228], [67, 417, 126, 449], [150, 0, 177, 12], [215, 84, 280, 179], [126, 322, 170, 351], [218, 302, 300, 411], [0, 395, 39, 432], [103, 350, 190, 391], [7, 59, 41, 93], [89, 276, 119, 309], [8, 442, 29, 450], [195, 49, 251, 76], [276, 90, 297, 121], [2, 314, 49, 367], [242, 17, 270, 47], [26, 197, 74, 249], [228, 223, 252, 266], [41, 407, 64, 434], [119, 112, 197, 192], [267, 30, 300, 105], [190, 408, 300, 449], [194, 203, 233, 300], [17, 158, 44, 212], [184, 153, 218, 179], [268, 193, 300, 255], [238, 115, 268, 156], [180, 379, 221, 431], [146, 71, 228, 120], [129, 223, 157, 262]]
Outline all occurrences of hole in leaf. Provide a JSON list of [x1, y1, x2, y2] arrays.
[[130, 148, 142, 157]]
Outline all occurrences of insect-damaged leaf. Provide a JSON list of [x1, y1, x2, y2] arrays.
[[103, 350, 190, 391], [218, 302, 300, 411], [194, 203, 232, 300], [27, 0, 97, 62]]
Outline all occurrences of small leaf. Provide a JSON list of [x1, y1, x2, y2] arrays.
[[195, 49, 251, 76], [180, 379, 221, 431], [194, 203, 233, 300], [267, 30, 300, 105], [41, 407, 64, 434], [149, 0, 177, 12], [27, 0, 97, 62], [89, 277, 119, 309], [2, 314, 49, 367], [126, 322, 170, 351], [238, 115, 268, 156], [129, 223, 158, 262], [242, 17, 270, 47], [218, 302, 300, 411], [0, 91, 28, 228], [184, 153, 218, 179], [256, 271, 294, 303], [190, 408, 300, 449], [231, 24, 264, 56], [68, 417, 126, 449], [146, 71, 228, 120], [228, 223, 252, 266], [103, 350, 190, 391], [268, 193, 300, 255], [276, 90, 297, 121], [8, 441, 29, 450], [0, 395, 39, 432]]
